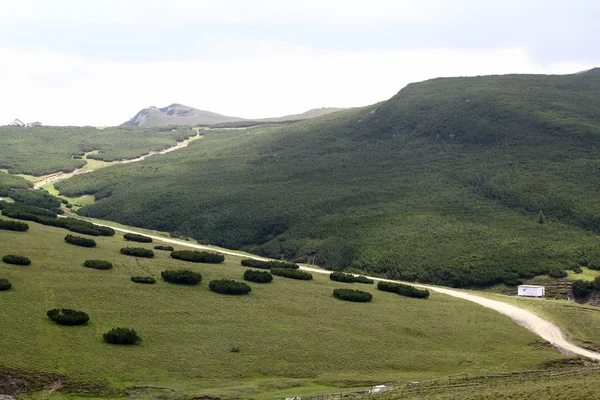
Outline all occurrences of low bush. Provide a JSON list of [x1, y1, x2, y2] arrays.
[[593, 276, 600, 291], [103, 327, 141, 345], [0, 218, 28, 232], [120, 247, 154, 258], [2, 254, 31, 265], [0, 278, 11, 291], [377, 281, 430, 299], [65, 234, 96, 248], [83, 260, 113, 270], [241, 259, 299, 269], [572, 280, 593, 299], [271, 267, 312, 280], [0, 203, 57, 218], [171, 250, 224, 264], [154, 245, 174, 251], [131, 276, 156, 284], [0, 210, 114, 236], [209, 279, 252, 295], [333, 288, 373, 302], [124, 233, 153, 243], [504, 278, 524, 286], [548, 269, 568, 278], [573, 266, 583, 274], [330, 271, 374, 284], [243, 269, 273, 283], [161, 269, 202, 285], [47, 308, 89, 326]]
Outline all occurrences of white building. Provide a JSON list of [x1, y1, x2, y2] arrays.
[[8, 118, 26, 127], [518, 285, 545, 297]]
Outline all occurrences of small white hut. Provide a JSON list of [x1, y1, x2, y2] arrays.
[[518, 285, 545, 297]]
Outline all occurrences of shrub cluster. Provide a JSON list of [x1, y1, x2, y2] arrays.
[[47, 308, 90, 325], [243, 269, 273, 283], [548, 269, 568, 278], [103, 327, 141, 345], [171, 250, 224, 264], [154, 245, 174, 251], [209, 279, 252, 295], [572, 280, 593, 299], [83, 259, 113, 270], [504, 278, 524, 286], [0, 218, 29, 232], [333, 288, 373, 302], [0, 202, 57, 218], [0, 209, 114, 236], [2, 254, 31, 265], [377, 281, 430, 299], [65, 234, 97, 248], [271, 267, 312, 280], [131, 276, 156, 284], [240, 259, 299, 269], [120, 247, 154, 258], [330, 271, 374, 284], [161, 269, 202, 285], [0, 278, 11, 291], [124, 233, 153, 243]]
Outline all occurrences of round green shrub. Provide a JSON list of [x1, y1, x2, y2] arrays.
[[573, 266, 583, 274], [171, 250, 224, 263], [270, 267, 312, 280], [209, 279, 251, 295], [240, 259, 299, 269], [2, 254, 31, 266], [0, 278, 11, 291], [103, 327, 141, 345], [124, 233, 153, 243], [548, 269, 568, 278], [333, 288, 373, 302], [572, 280, 593, 299], [47, 308, 89, 326], [330, 271, 374, 284], [120, 247, 154, 258], [64, 234, 97, 248], [131, 276, 156, 284], [154, 245, 174, 251], [504, 278, 524, 286], [83, 260, 113, 270], [377, 281, 430, 299], [161, 269, 202, 285], [243, 269, 273, 283], [0, 218, 29, 232]]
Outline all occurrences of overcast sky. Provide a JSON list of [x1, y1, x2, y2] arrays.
[[1, 0, 598, 126]]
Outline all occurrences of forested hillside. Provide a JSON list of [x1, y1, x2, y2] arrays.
[[56, 70, 600, 287]]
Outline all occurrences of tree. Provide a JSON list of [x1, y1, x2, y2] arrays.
[[572, 280, 593, 299], [538, 210, 545, 225]]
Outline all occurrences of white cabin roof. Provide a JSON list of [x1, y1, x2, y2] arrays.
[[518, 285, 544, 289]]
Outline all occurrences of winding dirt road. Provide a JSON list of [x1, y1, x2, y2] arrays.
[[91, 222, 600, 360]]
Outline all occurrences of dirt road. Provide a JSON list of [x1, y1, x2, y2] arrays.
[[94, 222, 600, 360]]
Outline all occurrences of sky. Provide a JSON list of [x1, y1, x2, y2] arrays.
[[0, 0, 598, 126]]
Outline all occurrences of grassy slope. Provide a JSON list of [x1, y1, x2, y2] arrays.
[[0, 126, 196, 175], [55, 71, 600, 288], [0, 219, 566, 399]]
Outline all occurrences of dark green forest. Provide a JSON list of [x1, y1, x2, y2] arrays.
[[54, 70, 600, 287]]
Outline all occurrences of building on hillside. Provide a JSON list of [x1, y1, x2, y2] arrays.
[[8, 118, 26, 127], [517, 285, 545, 297], [26, 121, 42, 127]]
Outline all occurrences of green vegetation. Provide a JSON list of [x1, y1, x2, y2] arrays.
[[271, 267, 313, 280], [330, 271, 374, 284], [120, 247, 154, 258], [377, 281, 430, 299], [57, 71, 600, 288], [571, 280, 594, 299], [549, 269, 568, 278], [0, 170, 33, 190], [0, 218, 29, 231], [333, 288, 373, 302], [161, 269, 202, 285], [65, 234, 97, 248], [131, 276, 156, 284], [2, 254, 31, 266], [209, 279, 252, 295], [241, 258, 299, 269], [154, 245, 174, 251], [83, 260, 113, 270], [0, 125, 196, 175], [170, 250, 224, 263], [46, 308, 90, 326], [243, 269, 273, 283], [123, 232, 152, 243], [0, 278, 11, 290], [0, 220, 571, 398], [103, 327, 141, 345]]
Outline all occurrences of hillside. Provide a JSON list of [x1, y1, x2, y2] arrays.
[[0, 217, 566, 398], [55, 70, 600, 288], [260, 107, 346, 122]]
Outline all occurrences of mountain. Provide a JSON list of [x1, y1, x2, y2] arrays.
[[122, 104, 344, 126], [122, 103, 244, 126], [58, 69, 600, 288]]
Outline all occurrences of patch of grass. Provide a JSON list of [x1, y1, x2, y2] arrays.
[[0, 218, 569, 398]]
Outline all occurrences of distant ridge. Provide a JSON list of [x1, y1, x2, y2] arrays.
[[122, 104, 345, 126]]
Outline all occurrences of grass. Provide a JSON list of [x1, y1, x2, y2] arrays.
[[0, 217, 568, 399], [567, 266, 600, 281]]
